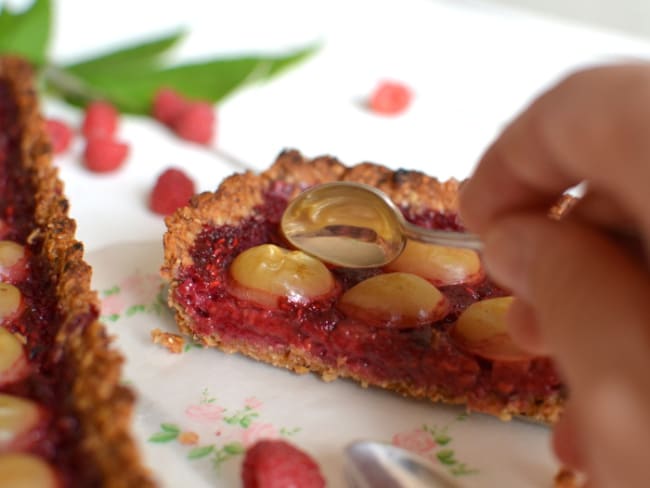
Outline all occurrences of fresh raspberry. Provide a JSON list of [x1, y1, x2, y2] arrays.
[[152, 88, 189, 126], [241, 440, 325, 488], [171, 102, 216, 145], [149, 168, 196, 216], [45, 119, 74, 154], [368, 80, 412, 115], [82, 101, 119, 139], [82, 137, 129, 173]]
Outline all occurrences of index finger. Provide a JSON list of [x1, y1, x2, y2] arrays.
[[460, 64, 650, 235]]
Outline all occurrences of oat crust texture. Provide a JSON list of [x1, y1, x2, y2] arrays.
[[0, 56, 154, 487]]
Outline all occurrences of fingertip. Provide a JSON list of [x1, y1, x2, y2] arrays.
[[482, 219, 532, 299], [584, 378, 650, 486], [506, 298, 548, 355], [458, 143, 506, 235], [458, 177, 482, 233], [553, 404, 586, 471]]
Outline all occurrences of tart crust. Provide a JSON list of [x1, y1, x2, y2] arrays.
[[163, 150, 460, 276], [163, 150, 565, 424], [1, 57, 154, 487]]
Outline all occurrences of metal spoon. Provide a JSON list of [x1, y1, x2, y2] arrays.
[[344, 441, 464, 488], [281, 182, 483, 268]]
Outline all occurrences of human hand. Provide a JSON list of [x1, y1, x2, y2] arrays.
[[459, 64, 650, 487]]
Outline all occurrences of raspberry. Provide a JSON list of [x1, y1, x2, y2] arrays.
[[150, 89, 216, 145], [82, 137, 129, 173], [171, 102, 216, 145], [368, 80, 412, 115], [241, 440, 325, 488], [45, 119, 74, 154], [149, 168, 196, 216], [152, 88, 189, 126], [82, 101, 119, 139]]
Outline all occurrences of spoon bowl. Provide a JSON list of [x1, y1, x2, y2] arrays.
[[281, 182, 482, 268], [344, 440, 464, 488]]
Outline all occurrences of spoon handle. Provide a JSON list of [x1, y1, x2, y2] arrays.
[[401, 222, 483, 251]]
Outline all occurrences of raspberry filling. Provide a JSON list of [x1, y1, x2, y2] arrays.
[[0, 80, 102, 486], [174, 186, 563, 411]]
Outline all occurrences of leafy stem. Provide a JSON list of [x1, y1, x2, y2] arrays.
[[224, 406, 259, 428], [211, 442, 246, 470], [41, 64, 104, 104], [1, 0, 318, 114]]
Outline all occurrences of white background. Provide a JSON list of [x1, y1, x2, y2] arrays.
[[20, 0, 650, 251], [487, 0, 650, 40]]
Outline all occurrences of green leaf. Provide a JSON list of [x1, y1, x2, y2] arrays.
[[450, 463, 479, 476], [436, 449, 457, 466], [160, 423, 181, 433], [280, 427, 301, 436], [240, 412, 259, 428], [184, 342, 204, 353], [223, 442, 245, 455], [102, 285, 120, 296], [0, 0, 51, 66], [126, 304, 146, 316], [64, 29, 186, 77], [148, 431, 179, 443], [188, 445, 215, 460], [435, 434, 452, 446], [200, 388, 216, 404], [51, 44, 319, 114]]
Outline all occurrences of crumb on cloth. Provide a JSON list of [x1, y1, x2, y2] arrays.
[[178, 431, 199, 445], [151, 328, 185, 354]]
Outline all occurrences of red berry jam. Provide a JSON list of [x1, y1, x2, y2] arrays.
[[173, 183, 563, 413], [0, 80, 103, 486]]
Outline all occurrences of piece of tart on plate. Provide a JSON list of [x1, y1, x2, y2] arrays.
[[162, 149, 566, 424], [0, 57, 154, 487]]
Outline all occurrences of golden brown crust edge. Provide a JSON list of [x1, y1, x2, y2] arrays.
[[162, 149, 564, 424], [162, 149, 459, 279], [1, 56, 154, 487]]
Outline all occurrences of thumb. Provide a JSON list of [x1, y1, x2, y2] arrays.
[[482, 213, 650, 486], [481, 213, 650, 383]]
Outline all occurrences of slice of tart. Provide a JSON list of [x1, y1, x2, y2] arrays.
[[162, 149, 566, 423], [0, 57, 154, 486]]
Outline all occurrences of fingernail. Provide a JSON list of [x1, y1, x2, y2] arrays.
[[483, 222, 532, 299]]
